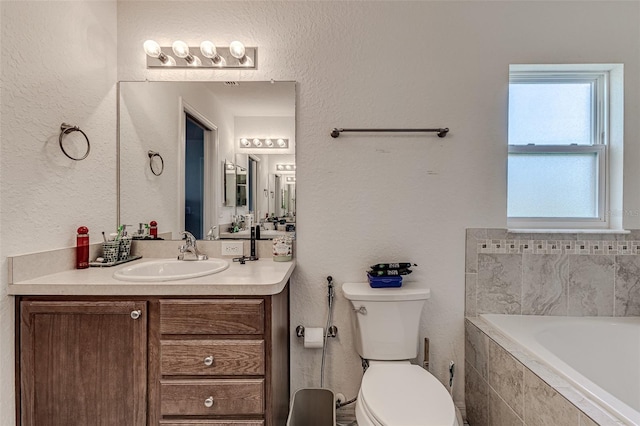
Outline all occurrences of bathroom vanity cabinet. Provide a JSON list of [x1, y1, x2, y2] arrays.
[[19, 300, 148, 426], [17, 289, 289, 426]]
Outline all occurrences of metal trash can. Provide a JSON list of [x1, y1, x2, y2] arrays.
[[287, 388, 336, 426]]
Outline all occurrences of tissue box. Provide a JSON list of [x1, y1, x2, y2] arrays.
[[367, 273, 403, 288]]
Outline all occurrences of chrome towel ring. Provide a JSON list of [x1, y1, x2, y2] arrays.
[[148, 150, 164, 176], [59, 123, 90, 161]]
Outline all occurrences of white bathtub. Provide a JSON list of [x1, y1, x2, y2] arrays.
[[481, 314, 640, 425]]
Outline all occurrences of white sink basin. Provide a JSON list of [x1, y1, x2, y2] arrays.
[[113, 258, 229, 282]]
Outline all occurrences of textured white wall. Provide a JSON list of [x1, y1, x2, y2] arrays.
[[0, 1, 118, 423], [1, 0, 639, 421], [117, 1, 640, 409]]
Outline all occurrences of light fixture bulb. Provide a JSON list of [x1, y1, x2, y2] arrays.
[[200, 41, 226, 66], [189, 56, 202, 66], [240, 138, 250, 147], [229, 41, 246, 59], [172, 40, 190, 58], [277, 138, 286, 147], [285, 165, 292, 170], [229, 40, 251, 65], [200, 41, 217, 58], [265, 139, 273, 147], [143, 40, 162, 58], [277, 164, 284, 171], [253, 138, 262, 147]]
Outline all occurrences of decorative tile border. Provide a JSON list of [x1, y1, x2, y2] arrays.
[[477, 239, 640, 255]]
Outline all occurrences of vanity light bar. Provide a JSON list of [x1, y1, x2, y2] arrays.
[[239, 138, 289, 149], [286, 176, 296, 183], [144, 40, 257, 69]]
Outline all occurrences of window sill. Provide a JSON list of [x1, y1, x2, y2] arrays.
[[507, 228, 630, 234]]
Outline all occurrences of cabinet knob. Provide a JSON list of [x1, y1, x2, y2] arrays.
[[204, 396, 214, 408], [130, 310, 142, 320], [204, 356, 214, 366]]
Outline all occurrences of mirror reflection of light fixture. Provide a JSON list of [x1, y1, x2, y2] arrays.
[[239, 138, 289, 149], [143, 40, 176, 66], [144, 40, 257, 69], [286, 176, 296, 183], [276, 163, 296, 172]]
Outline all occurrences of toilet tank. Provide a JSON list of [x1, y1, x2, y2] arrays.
[[342, 282, 430, 360]]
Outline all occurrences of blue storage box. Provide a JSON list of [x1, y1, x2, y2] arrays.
[[367, 273, 403, 288]]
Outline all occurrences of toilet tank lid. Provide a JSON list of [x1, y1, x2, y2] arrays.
[[342, 282, 430, 301]]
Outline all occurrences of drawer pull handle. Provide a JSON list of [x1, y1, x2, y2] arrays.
[[130, 310, 142, 320], [204, 396, 214, 408], [204, 356, 214, 366]]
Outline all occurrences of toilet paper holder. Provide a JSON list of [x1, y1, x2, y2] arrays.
[[296, 325, 338, 339]]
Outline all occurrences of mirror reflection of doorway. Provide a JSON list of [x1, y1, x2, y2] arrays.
[[185, 114, 210, 239]]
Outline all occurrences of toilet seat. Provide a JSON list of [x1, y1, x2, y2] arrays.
[[357, 363, 458, 426]]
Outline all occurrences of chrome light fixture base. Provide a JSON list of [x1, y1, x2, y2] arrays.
[[146, 46, 257, 69]]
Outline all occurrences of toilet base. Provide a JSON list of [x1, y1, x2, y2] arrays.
[[355, 388, 462, 426]]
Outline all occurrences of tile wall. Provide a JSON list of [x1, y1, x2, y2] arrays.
[[464, 319, 615, 426], [465, 228, 640, 317], [464, 229, 638, 426]]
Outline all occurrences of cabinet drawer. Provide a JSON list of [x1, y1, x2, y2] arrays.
[[161, 340, 265, 375], [160, 300, 264, 335], [160, 379, 264, 416]]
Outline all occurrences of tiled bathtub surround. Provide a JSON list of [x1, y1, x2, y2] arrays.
[[465, 319, 624, 426], [465, 229, 638, 426], [465, 229, 640, 317]]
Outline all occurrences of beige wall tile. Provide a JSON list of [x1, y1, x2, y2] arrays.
[[488, 339, 524, 418], [466, 273, 477, 317], [524, 370, 580, 426], [465, 320, 488, 379], [465, 359, 489, 426], [489, 388, 524, 426], [477, 254, 522, 315], [522, 254, 569, 315]]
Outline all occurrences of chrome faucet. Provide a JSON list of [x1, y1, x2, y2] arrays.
[[178, 231, 208, 260], [205, 226, 219, 240]]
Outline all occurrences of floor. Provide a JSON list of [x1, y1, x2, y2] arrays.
[[336, 408, 357, 425]]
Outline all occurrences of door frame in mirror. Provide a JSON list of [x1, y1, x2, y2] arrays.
[[178, 98, 219, 239]]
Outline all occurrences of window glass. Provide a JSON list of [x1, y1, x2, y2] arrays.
[[507, 152, 598, 218], [508, 83, 593, 145]]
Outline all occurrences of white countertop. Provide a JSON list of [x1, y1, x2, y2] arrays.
[[8, 258, 295, 296]]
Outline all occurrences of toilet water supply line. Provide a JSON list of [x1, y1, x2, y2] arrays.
[[320, 276, 335, 388], [317, 276, 359, 411]]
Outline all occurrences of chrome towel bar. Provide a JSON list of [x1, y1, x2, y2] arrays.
[[330, 127, 449, 138]]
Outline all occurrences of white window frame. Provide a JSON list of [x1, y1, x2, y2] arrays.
[[507, 69, 610, 230]]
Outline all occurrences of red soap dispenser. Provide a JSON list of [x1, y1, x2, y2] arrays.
[[76, 226, 89, 269], [149, 221, 158, 239]]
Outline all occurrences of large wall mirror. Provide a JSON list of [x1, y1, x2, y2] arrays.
[[118, 81, 296, 240]]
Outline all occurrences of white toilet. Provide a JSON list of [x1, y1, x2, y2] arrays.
[[343, 281, 461, 426]]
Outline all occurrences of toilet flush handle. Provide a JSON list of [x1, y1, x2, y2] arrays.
[[353, 306, 367, 315]]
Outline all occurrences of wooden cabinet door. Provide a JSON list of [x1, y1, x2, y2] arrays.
[[19, 300, 147, 426]]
